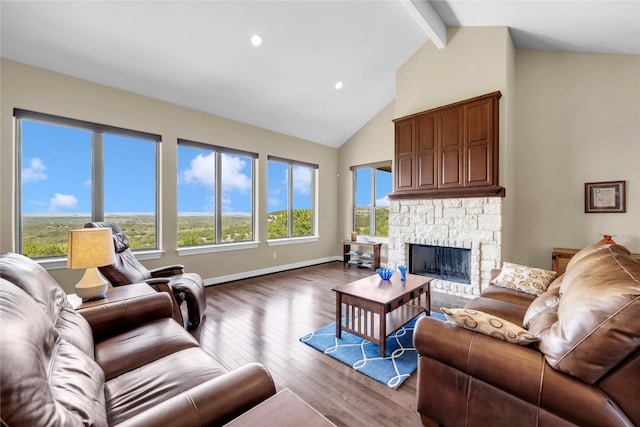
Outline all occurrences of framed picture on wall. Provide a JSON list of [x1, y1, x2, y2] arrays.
[[585, 181, 626, 213]]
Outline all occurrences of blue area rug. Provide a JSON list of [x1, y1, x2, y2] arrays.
[[300, 311, 445, 389]]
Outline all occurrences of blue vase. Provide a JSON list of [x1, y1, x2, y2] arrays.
[[398, 265, 408, 281]]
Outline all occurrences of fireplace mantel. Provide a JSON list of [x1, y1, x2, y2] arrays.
[[388, 185, 505, 200]]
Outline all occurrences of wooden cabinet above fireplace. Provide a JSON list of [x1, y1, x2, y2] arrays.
[[390, 91, 505, 200]]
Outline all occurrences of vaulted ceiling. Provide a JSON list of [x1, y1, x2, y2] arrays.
[[2, 1, 638, 148]]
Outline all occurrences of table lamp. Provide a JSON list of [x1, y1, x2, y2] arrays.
[[67, 228, 116, 301]]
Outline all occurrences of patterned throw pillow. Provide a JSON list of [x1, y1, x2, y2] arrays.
[[490, 262, 557, 296], [441, 308, 538, 346]]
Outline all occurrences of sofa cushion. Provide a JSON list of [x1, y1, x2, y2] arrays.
[[564, 242, 630, 274], [480, 284, 538, 306], [491, 262, 557, 296], [105, 347, 228, 425], [538, 245, 640, 383], [523, 275, 562, 333], [560, 243, 631, 296], [464, 295, 529, 326], [0, 252, 95, 357], [441, 307, 538, 345], [0, 280, 107, 427], [95, 317, 200, 380]]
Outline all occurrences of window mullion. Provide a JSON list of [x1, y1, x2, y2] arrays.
[[370, 167, 376, 236], [93, 132, 104, 221], [215, 151, 222, 243], [15, 119, 23, 253], [288, 164, 293, 238]]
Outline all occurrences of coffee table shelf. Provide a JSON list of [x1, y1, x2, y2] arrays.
[[341, 303, 425, 343]]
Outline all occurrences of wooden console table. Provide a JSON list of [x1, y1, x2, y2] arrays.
[[342, 240, 381, 270]]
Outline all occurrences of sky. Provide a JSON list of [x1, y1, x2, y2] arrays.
[[21, 119, 317, 215], [21, 120, 155, 214], [355, 167, 391, 207]]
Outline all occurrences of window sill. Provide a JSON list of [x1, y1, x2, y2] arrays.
[[177, 241, 260, 256], [267, 236, 319, 246], [36, 249, 164, 270]]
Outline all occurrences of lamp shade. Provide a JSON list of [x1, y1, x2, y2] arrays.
[[67, 228, 115, 269]]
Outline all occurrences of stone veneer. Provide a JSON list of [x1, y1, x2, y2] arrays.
[[387, 197, 502, 299]]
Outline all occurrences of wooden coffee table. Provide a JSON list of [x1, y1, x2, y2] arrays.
[[333, 272, 432, 358], [224, 388, 335, 426]]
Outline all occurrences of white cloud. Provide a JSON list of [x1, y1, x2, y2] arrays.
[[83, 179, 91, 187], [221, 153, 251, 192], [22, 158, 47, 183], [376, 196, 390, 207], [49, 193, 77, 211], [181, 152, 215, 188], [292, 165, 311, 194], [180, 153, 251, 193]]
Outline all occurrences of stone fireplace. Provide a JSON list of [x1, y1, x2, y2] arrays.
[[387, 197, 502, 298], [409, 244, 471, 284]]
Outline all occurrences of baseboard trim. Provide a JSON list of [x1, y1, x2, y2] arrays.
[[203, 256, 342, 286]]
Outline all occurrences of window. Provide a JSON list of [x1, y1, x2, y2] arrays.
[[15, 109, 160, 259], [267, 156, 317, 239], [352, 162, 392, 237], [177, 139, 256, 246]]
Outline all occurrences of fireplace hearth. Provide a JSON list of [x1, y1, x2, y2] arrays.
[[409, 244, 471, 284]]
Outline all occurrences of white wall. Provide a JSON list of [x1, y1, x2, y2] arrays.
[[0, 59, 339, 293], [336, 100, 395, 256], [514, 50, 640, 267]]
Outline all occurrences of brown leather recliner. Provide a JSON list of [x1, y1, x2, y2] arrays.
[[84, 221, 205, 329], [0, 252, 276, 426], [414, 243, 640, 427]]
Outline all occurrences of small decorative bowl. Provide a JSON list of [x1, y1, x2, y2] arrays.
[[376, 267, 394, 280]]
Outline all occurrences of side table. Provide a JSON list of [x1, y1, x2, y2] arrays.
[[68, 282, 157, 310], [224, 388, 336, 427]]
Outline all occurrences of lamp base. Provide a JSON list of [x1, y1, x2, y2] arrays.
[[75, 267, 109, 301]]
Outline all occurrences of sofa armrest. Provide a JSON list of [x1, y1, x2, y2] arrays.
[[414, 316, 633, 426], [144, 278, 184, 326], [80, 292, 174, 341], [149, 264, 185, 277], [113, 362, 276, 427]]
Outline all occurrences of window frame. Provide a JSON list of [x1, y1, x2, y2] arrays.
[[14, 109, 161, 264], [266, 155, 318, 243], [351, 161, 392, 239], [176, 138, 258, 252]]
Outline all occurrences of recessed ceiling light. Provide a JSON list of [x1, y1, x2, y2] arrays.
[[251, 34, 263, 47], [335, 81, 344, 90]]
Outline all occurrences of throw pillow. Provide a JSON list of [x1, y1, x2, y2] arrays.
[[491, 262, 557, 296], [441, 307, 538, 346]]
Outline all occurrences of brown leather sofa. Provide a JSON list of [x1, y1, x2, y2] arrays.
[[414, 243, 640, 427], [0, 252, 276, 426]]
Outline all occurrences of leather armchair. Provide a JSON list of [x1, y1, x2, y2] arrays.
[[84, 221, 206, 329]]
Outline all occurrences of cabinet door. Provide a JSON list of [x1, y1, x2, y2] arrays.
[[395, 119, 414, 191], [439, 106, 463, 188], [464, 98, 495, 187], [416, 114, 437, 189]]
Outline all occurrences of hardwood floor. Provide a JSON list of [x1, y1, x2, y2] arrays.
[[193, 261, 467, 427]]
